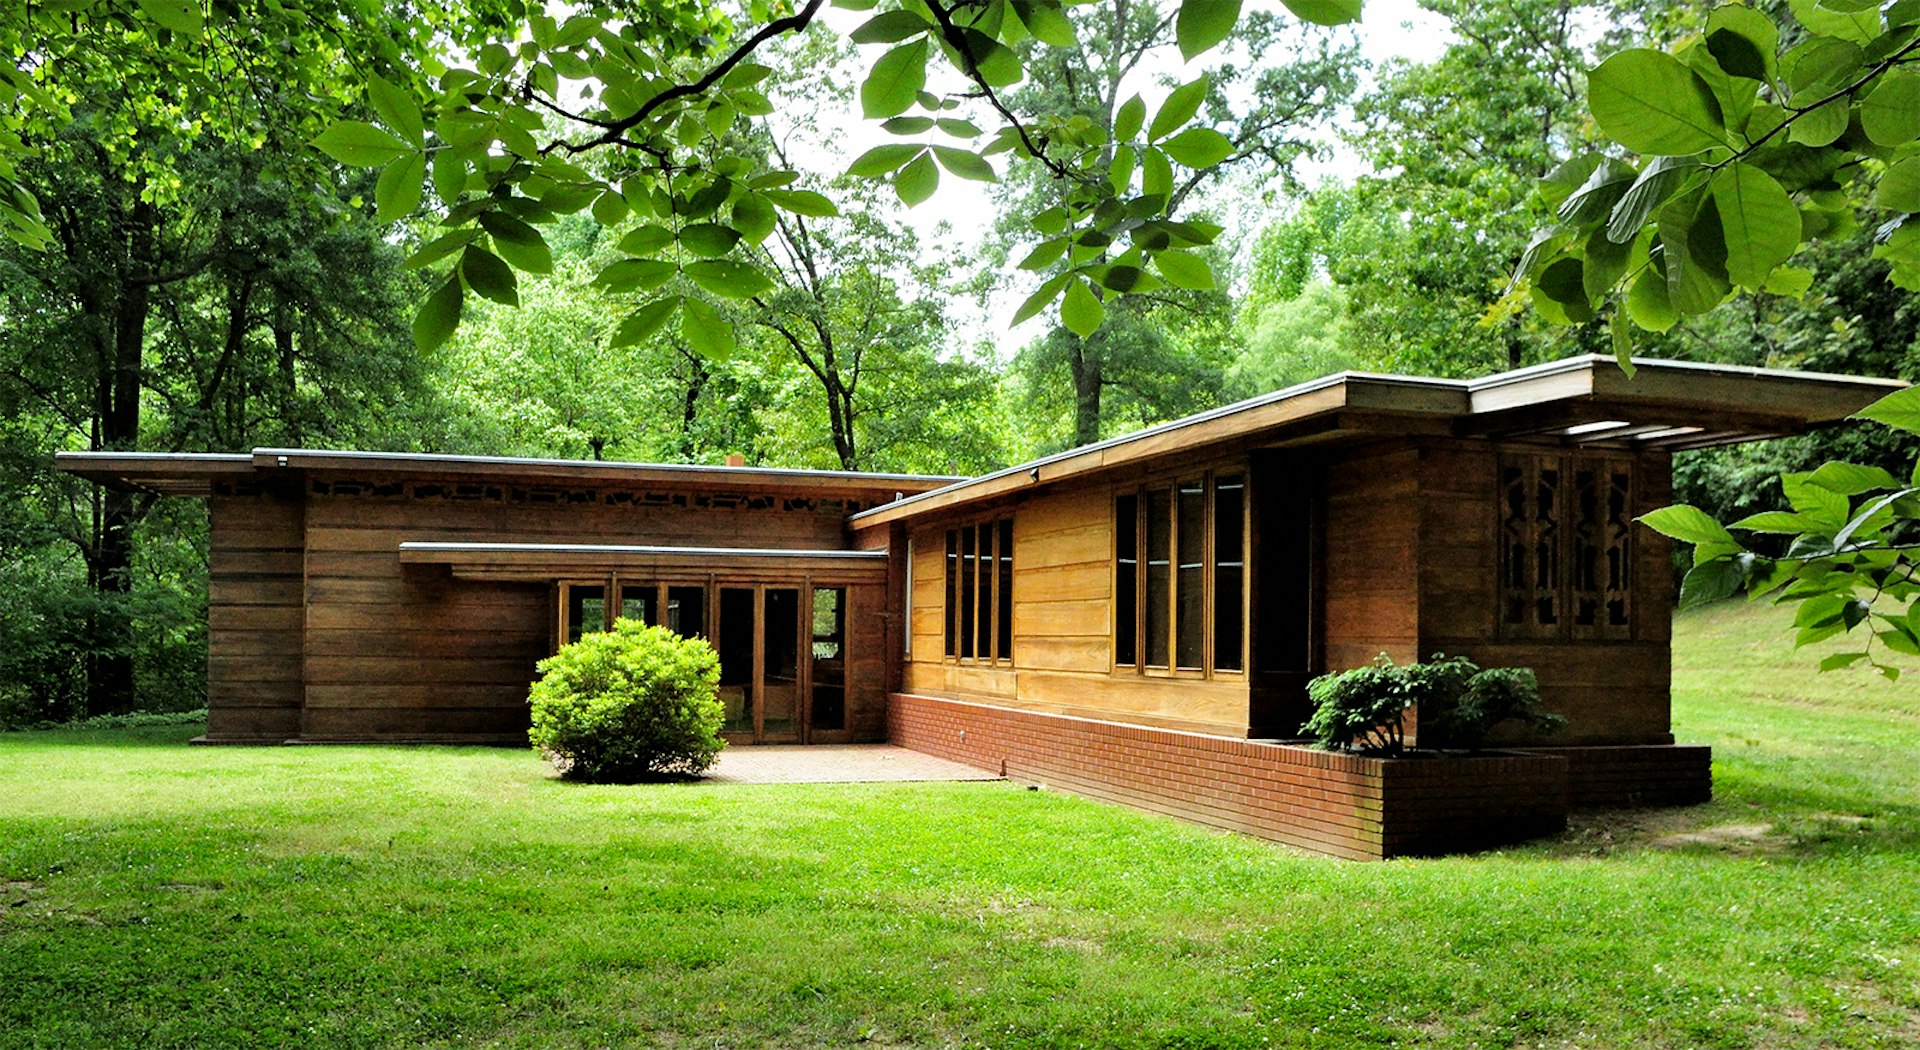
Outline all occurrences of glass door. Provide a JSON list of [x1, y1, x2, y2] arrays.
[[715, 585, 805, 743]]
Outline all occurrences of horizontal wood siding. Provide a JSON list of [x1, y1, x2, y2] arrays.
[[903, 482, 1249, 736], [1415, 443, 1677, 746], [1321, 445, 1421, 673], [296, 471, 872, 743], [206, 490, 304, 741], [890, 693, 1571, 860]]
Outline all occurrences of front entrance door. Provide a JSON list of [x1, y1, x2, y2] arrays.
[[717, 585, 804, 743]]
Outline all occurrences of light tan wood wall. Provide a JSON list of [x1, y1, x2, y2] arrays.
[[904, 480, 1250, 736]]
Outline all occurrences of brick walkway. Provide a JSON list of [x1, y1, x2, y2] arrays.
[[702, 744, 1002, 784]]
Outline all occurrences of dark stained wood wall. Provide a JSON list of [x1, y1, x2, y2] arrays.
[[1320, 445, 1423, 674], [206, 486, 305, 741], [1412, 442, 1675, 746], [296, 471, 881, 742]]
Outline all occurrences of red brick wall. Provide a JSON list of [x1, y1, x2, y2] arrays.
[[1542, 744, 1711, 807], [889, 692, 1571, 860]]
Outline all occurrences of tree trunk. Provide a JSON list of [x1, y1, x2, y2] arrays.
[[678, 350, 709, 460], [1070, 338, 1103, 448]]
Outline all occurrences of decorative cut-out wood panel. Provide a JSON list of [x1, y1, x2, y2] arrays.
[[1501, 453, 1633, 641]]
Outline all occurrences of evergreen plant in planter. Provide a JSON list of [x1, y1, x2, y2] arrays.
[[1303, 654, 1564, 756]]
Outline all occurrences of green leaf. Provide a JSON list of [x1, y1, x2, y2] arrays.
[[591, 191, 630, 228], [1583, 227, 1635, 301], [592, 258, 676, 293], [1710, 165, 1800, 289], [1588, 49, 1728, 156], [1149, 77, 1209, 142], [1729, 510, 1814, 533], [1639, 504, 1738, 546], [1763, 265, 1815, 298], [1854, 386, 1920, 435], [1607, 156, 1700, 244], [1531, 257, 1595, 324], [1704, 5, 1778, 82], [1016, 1, 1077, 46], [684, 259, 775, 299], [1859, 68, 1920, 148], [1879, 157, 1920, 214], [405, 229, 478, 270], [1114, 95, 1147, 142], [1031, 206, 1068, 235], [610, 297, 680, 349], [893, 150, 939, 206], [431, 150, 467, 205], [374, 152, 425, 224], [1160, 127, 1234, 169], [1060, 277, 1104, 337], [1818, 651, 1869, 671], [1626, 263, 1679, 331], [731, 194, 775, 244], [679, 222, 743, 258], [135, 0, 202, 34], [848, 144, 925, 178], [762, 189, 840, 217], [936, 118, 983, 138], [1142, 147, 1173, 198], [1787, 0, 1879, 44], [459, 245, 518, 307], [412, 273, 463, 352], [1153, 249, 1214, 290], [1176, 0, 1241, 61], [882, 116, 936, 134], [1659, 189, 1731, 316], [1681, 557, 1746, 606], [1807, 461, 1899, 495], [861, 39, 929, 120], [849, 9, 929, 43], [479, 213, 554, 275], [367, 75, 424, 148], [931, 146, 998, 183], [1558, 159, 1638, 225], [1012, 272, 1072, 326], [682, 296, 735, 359], [1788, 97, 1850, 148], [312, 121, 412, 167], [1539, 154, 1603, 208], [1018, 238, 1068, 270], [1279, 0, 1363, 26], [618, 224, 675, 255]]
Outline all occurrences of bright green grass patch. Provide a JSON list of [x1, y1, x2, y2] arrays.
[[2, 602, 1917, 1049]]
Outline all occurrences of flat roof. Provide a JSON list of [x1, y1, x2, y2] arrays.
[[54, 447, 962, 499], [848, 355, 1906, 527]]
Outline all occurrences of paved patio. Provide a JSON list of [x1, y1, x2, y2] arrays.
[[702, 744, 1002, 784]]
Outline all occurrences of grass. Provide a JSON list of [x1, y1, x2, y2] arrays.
[[2, 602, 1917, 1049]]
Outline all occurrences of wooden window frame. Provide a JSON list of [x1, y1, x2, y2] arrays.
[[1113, 466, 1249, 679], [941, 515, 1014, 665], [1498, 452, 1636, 643]]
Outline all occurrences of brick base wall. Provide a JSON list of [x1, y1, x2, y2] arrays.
[[889, 693, 1572, 860], [1533, 744, 1712, 807]]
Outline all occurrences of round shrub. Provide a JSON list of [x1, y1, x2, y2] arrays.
[[528, 619, 724, 782]]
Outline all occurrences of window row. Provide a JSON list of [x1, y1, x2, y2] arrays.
[[1115, 473, 1245, 674], [1499, 453, 1634, 640], [944, 519, 1014, 662]]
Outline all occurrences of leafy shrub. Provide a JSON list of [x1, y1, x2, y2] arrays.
[[528, 619, 724, 782], [1304, 654, 1563, 756]]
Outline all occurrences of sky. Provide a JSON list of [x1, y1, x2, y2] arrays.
[[797, 0, 1458, 357]]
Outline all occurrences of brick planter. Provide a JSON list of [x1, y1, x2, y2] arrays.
[[889, 692, 1569, 860]]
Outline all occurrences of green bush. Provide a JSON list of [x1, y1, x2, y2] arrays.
[[1304, 654, 1563, 756], [528, 619, 725, 782]]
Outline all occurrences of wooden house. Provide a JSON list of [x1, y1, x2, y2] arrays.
[[60, 356, 1904, 858]]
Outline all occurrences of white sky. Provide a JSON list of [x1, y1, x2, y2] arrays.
[[795, 0, 1456, 357]]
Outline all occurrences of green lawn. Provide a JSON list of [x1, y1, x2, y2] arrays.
[[3, 603, 1917, 1049]]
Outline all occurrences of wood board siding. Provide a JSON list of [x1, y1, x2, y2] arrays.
[[1320, 445, 1422, 673], [902, 480, 1251, 736], [1413, 443, 1677, 746], [294, 471, 889, 743], [205, 489, 305, 741]]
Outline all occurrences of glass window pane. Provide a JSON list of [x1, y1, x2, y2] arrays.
[[811, 587, 843, 660], [1145, 488, 1171, 668], [763, 589, 800, 739], [1176, 481, 1206, 668], [976, 523, 993, 660], [959, 526, 976, 658], [811, 587, 845, 732], [1115, 494, 1137, 666], [717, 588, 754, 735], [619, 585, 657, 627], [667, 586, 705, 639], [566, 584, 606, 645], [1214, 475, 1244, 672], [997, 519, 1013, 661]]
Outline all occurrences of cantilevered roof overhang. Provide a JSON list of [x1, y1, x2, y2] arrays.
[[398, 541, 889, 583], [54, 447, 962, 500], [848, 355, 1907, 528]]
